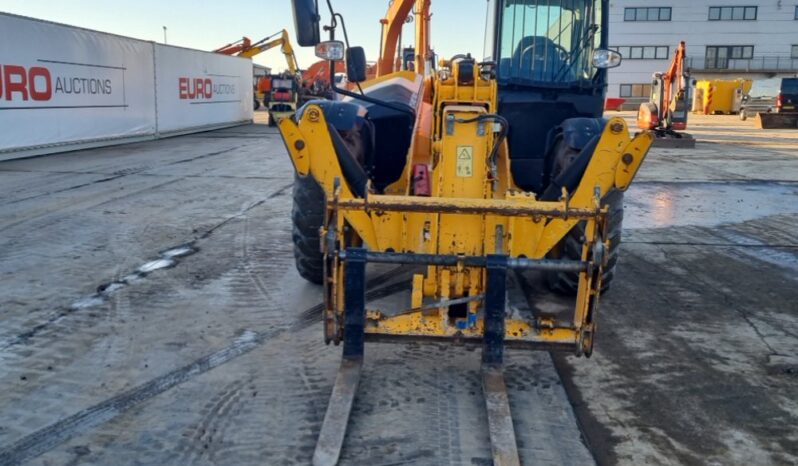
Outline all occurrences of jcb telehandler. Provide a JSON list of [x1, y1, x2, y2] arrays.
[[280, 1, 653, 464]]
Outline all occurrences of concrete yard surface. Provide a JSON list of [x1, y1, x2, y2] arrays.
[[0, 111, 797, 465]]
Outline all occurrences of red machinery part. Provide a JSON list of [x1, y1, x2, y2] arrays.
[[604, 98, 626, 111], [412, 164, 431, 196], [272, 90, 292, 102]]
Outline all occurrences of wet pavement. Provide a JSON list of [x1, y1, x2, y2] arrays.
[[0, 111, 796, 465], [566, 112, 798, 465]]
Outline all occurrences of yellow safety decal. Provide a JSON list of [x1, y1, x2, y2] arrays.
[[456, 145, 473, 177]]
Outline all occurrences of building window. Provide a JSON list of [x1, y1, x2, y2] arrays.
[[624, 7, 672, 21], [792, 45, 798, 59], [708, 6, 757, 21], [613, 46, 670, 60], [619, 83, 653, 98], [795, 5, 798, 19], [706, 45, 754, 69]]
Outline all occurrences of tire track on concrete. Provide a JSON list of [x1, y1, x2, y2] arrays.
[[336, 342, 489, 466], [176, 380, 248, 465], [168, 203, 328, 465], [0, 177, 184, 233], [0, 266, 414, 464], [0, 145, 249, 207], [210, 332, 331, 465], [0, 184, 293, 354], [0, 330, 263, 466]]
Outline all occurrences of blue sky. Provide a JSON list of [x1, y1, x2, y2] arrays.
[[1, 0, 487, 72]]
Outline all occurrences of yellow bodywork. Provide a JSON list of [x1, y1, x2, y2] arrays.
[[279, 62, 653, 356]]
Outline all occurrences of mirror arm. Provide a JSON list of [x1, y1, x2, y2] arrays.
[[318, 0, 411, 117]]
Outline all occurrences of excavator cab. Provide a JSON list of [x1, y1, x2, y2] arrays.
[[282, 1, 652, 465]]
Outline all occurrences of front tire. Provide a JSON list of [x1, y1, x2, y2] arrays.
[[544, 140, 624, 295], [292, 174, 325, 284]]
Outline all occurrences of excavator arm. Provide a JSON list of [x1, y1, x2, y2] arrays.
[[662, 41, 686, 117], [214, 37, 253, 56], [237, 29, 299, 74], [377, 0, 430, 76]]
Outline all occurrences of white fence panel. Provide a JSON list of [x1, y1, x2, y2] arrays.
[[0, 13, 255, 159], [154, 44, 253, 134], [0, 13, 156, 154]]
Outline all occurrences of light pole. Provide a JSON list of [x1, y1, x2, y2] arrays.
[[163, 26, 168, 44]]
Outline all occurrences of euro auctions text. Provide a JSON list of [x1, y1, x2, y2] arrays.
[[0, 64, 113, 101], [178, 77, 236, 100]]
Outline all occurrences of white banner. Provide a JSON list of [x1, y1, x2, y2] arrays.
[[154, 44, 253, 133], [0, 13, 156, 152], [0, 13, 254, 158]]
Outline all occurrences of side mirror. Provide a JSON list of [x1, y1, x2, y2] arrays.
[[291, 0, 320, 46], [346, 47, 368, 83], [592, 49, 622, 69]]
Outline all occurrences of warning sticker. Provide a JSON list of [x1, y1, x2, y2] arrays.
[[455, 145, 473, 177]]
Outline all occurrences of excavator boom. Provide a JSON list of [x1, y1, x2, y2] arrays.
[[220, 29, 299, 74], [377, 0, 431, 76], [213, 29, 301, 124], [237, 30, 299, 74], [214, 37, 252, 56], [662, 41, 686, 117]]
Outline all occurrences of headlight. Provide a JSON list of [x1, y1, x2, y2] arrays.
[[592, 49, 622, 69], [315, 41, 345, 61]]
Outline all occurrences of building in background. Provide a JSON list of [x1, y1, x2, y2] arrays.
[[607, 1, 798, 102]]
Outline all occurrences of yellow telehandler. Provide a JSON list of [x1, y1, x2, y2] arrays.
[[280, 1, 654, 464]]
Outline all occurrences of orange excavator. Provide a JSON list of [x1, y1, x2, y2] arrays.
[[637, 41, 692, 145], [300, 60, 380, 97], [301, 60, 346, 97]]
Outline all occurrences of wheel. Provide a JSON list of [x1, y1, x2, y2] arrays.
[[268, 113, 276, 127], [544, 139, 624, 295], [254, 98, 261, 111], [292, 174, 325, 284], [740, 111, 747, 121]]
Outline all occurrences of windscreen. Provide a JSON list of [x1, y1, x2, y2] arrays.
[[273, 78, 293, 89], [497, 0, 599, 84], [782, 79, 798, 94], [748, 78, 781, 98]]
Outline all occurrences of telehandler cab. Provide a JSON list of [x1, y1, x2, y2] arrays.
[[280, 1, 654, 464]]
